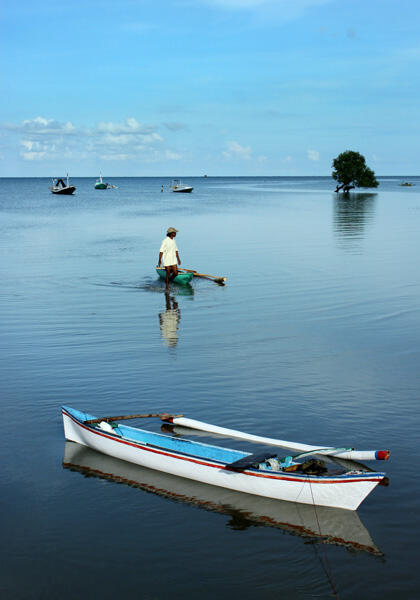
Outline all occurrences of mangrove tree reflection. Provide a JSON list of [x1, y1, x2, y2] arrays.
[[333, 193, 377, 251], [159, 292, 181, 347]]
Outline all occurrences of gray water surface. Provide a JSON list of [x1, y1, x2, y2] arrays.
[[1, 176, 419, 599]]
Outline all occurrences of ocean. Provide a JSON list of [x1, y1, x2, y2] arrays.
[[1, 176, 419, 599]]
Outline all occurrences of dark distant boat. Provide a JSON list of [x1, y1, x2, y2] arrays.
[[50, 174, 76, 195], [170, 179, 193, 193], [400, 182, 414, 187]]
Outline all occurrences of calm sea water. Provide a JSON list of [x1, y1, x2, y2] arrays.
[[1, 176, 419, 599]]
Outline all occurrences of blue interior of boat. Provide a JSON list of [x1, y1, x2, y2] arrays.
[[63, 406, 248, 465]]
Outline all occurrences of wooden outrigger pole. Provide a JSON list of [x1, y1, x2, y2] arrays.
[[161, 416, 390, 462], [84, 412, 389, 462], [178, 268, 226, 285]]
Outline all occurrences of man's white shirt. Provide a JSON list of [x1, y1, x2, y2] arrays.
[[160, 237, 178, 266]]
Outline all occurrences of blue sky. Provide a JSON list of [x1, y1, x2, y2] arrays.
[[1, 0, 419, 176]]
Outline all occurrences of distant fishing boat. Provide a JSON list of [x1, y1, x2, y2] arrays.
[[62, 406, 388, 510], [156, 268, 193, 285], [95, 173, 115, 189], [170, 179, 193, 193], [50, 174, 75, 195], [400, 182, 414, 187]]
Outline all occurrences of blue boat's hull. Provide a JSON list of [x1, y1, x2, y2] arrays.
[[156, 269, 193, 284]]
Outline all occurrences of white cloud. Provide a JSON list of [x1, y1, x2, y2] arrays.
[[7, 117, 76, 135], [20, 152, 46, 161], [20, 138, 52, 160], [223, 140, 251, 160], [100, 153, 131, 161], [165, 150, 183, 160], [3, 116, 171, 163], [307, 149, 320, 161], [96, 118, 156, 135], [198, 0, 332, 17], [21, 140, 36, 151]]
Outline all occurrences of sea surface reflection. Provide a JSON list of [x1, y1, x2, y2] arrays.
[[159, 292, 181, 347], [333, 193, 377, 251], [63, 442, 383, 557]]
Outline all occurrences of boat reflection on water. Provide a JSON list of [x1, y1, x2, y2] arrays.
[[63, 442, 383, 556], [158, 292, 181, 347]]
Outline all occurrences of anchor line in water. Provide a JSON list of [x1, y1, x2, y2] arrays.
[[308, 478, 340, 599]]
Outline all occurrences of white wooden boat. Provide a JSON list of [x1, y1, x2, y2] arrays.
[[62, 406, 387, 510], [63, 442, 383, 555], [50, 174, 76, 195], [170, 179, 193, 193]]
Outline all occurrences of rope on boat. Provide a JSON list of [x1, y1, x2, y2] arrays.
[[308, 479, 339, 598]]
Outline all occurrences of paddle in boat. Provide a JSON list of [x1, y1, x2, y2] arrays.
[[50, 174, 76, 195], [62, 406, 389, 510]]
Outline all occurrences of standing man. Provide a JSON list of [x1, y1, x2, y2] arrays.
[[158, 227, 181, 289]]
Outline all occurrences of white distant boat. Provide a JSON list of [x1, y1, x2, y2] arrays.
[[50, 174, 76, 195], [170, 179, 193, 193]]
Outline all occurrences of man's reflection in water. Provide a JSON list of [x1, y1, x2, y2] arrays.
[[159, 292, 180, 347]]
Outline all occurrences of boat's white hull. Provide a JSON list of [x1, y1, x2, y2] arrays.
[[63, 410, 383, 510]]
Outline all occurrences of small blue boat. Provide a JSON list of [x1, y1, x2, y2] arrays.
[[156, 268, 193, 285]]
